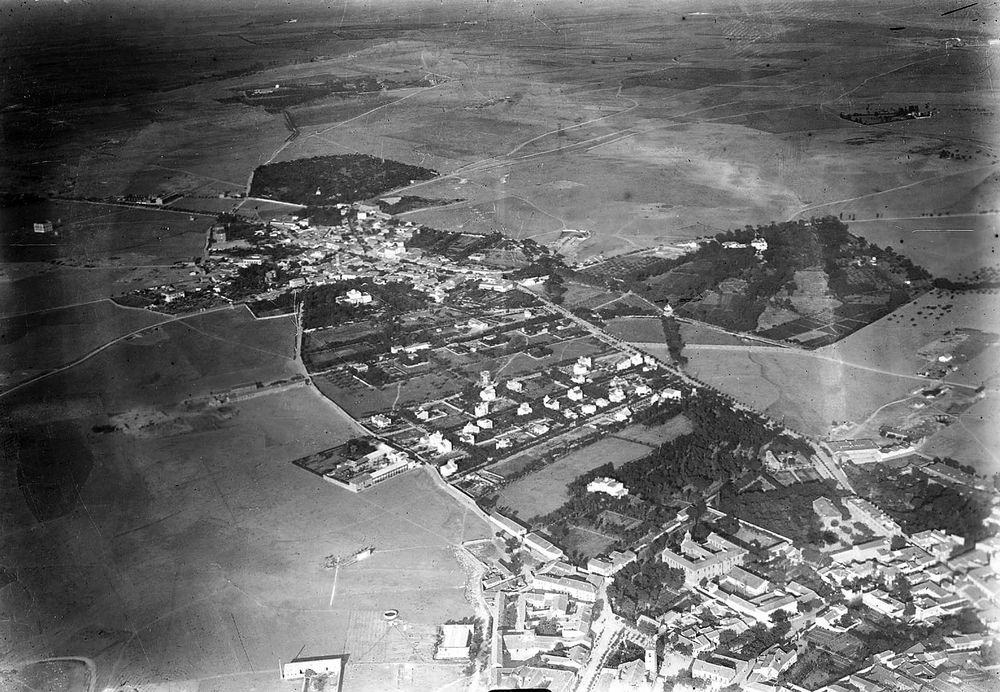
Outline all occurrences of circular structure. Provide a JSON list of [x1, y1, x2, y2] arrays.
[[382, 609, 399, 621]]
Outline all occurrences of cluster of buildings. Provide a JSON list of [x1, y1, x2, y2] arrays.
[[819, 530, 1000, 623], [362, 323, 687, 491], [820, 644, 997, 692]]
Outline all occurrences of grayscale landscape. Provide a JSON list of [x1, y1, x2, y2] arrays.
[[1, 1, 998, 691]]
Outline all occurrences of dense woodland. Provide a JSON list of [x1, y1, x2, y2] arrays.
[[250, 154, 436, 205]]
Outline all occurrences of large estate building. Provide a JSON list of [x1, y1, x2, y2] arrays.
[[661, 532, 748, 587]]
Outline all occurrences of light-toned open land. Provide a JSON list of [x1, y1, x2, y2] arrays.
[[669, 286, 1000, 441], [1, 384, 487, 692], [6, 2, 996, 274], [0, 306, 487, 692]]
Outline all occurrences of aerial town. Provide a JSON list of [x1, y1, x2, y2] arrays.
[[118, 200, 1000, 692], [3, 3, 998, 692]]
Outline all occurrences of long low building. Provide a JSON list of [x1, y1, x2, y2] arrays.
[[489, 510, 529, 538], [324, 442, 416, 492], [823, 438, 881, 465], [525, 532, 566, 561], [530, 573, 598, 602]]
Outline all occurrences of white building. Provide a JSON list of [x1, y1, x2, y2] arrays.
[[518, 402, 533, 416], [462, 422, 481, 436], [343, 288, 373, 305], [567, 387, 584, 401], [587, 477, 628, 498], [422, 431, 453, 455]]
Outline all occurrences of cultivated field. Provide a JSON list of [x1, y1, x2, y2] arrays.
[[615, 414, 694, 447], [0, 201, 208, 262]]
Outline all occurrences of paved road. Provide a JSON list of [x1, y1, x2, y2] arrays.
[[574, 612, 625, 692]]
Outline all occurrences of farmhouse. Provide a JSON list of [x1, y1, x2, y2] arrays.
[[530, 573, 597, 602], [586, 550, 637, 577]]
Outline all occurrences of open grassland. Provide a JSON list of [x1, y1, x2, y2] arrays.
[[676, 289, 1000, 438], [497, 436, 654, 520], [8, 0, 993, 272], [1, 306, 300, 418], [605, 316, 665, 342], [681, 345, 920, 437], [921, 394, 1000, 474], [821, 290, 1000, 389], [0, 299, 167, 387], [0, 385, 486, 692], [0, 201, 208, 262], [846, 215, 999, 278]]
